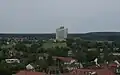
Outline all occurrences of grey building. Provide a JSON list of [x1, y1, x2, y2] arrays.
[[56, 26, 68, 40]]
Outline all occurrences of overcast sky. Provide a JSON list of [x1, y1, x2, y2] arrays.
[[0, 0, 120, 33]]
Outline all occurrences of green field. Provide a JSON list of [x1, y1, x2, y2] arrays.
[[42, 42, 67, 49]]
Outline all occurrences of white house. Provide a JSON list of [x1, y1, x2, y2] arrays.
[[26, 64, 34, 70], [5, 59, 20, 63], [112, 53, 120, 56]]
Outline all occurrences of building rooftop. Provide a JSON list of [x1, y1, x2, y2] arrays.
[[68, 68, 115, 75], [60, 26, 64, 29], [16, 71, 45, 75], [53, 56, 76, 62]]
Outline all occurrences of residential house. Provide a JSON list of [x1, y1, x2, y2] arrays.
[[5, 59, 20, 63], [64, 63, 118, 75], [68, 50, 73, 57], [38, 53, 49, 60], [52, 56, 83, 71], [52, 56, 76, 64], [47, 66, 61, 74], [111, 53, 120, 56], [88, 48, 97, 51], [68, 68, 115, 75], [113, 48, 119, 51], [26, 64, 35, 71], [16, 71, 46, 75], [8, 50, 17, 57]]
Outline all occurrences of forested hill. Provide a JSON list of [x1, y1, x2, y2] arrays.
[[0, 32, 120, 41], [85, 32, 120, 36], [70, 32, 120, 41]]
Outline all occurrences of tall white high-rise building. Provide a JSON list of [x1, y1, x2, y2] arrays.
[[56, 26, 68, 40]]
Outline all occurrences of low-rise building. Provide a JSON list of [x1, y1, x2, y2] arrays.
[[52, 56, 83, 71], [112, 53, 120, 56], [16, 71, 46, 75], [68, 50, 73, 57], [5, 59, 20, 63], [26, 64, 34, 70], [69, 68, 115, 75]]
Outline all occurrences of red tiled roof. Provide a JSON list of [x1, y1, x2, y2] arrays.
[[53, 56, 75, 62], [87, 63, 117, 69], [68, 68, 115, 75], [96, 69, 115, 75], [109, 63, 117, 67], [16, 71, 46, 75]]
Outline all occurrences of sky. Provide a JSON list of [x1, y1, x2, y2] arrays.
[[0, 0, 120, 33]]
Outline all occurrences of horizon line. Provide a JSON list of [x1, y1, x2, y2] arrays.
[[0, 31, 120, 34]]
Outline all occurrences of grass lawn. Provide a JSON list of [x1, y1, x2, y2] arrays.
[[42, 42, 67, 49]]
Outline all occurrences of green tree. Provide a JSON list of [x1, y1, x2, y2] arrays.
[[0, 50, 5, 62], [86, 50, 100, 61], [48, 47, 68, 57], [0, 64, 12, 75], [103, 46, 110, 61], [66, 38, 74, 48], [15, 43, 27, 52], [30, 43, 41, 53], [47, 55, 54, 66], [75, 50, 87, 62]]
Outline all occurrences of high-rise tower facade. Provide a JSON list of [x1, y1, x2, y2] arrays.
[[56, 26, 68, 40]]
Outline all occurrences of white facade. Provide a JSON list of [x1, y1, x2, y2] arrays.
[[5, 59, 20, 63], [56, 26, 68, 40], [26, 64, 34, 70]]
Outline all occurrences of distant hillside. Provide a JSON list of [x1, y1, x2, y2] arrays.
[[70, 32, 120, 41], [0, 32, 120, 41], [0, 33, 55, 39], [85, 32, 120, 36]]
